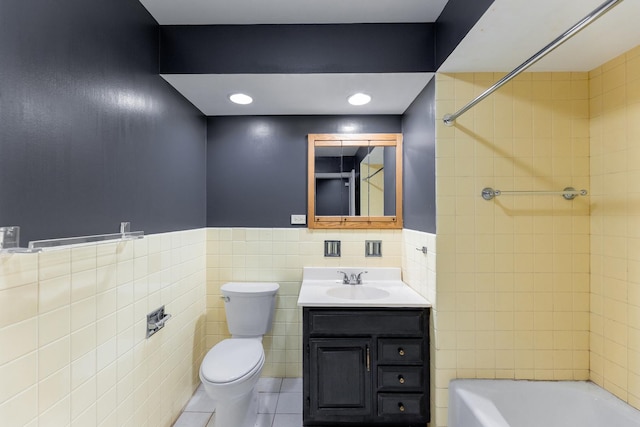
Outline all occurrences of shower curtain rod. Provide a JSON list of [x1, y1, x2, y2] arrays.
[[442, 0, 624, 126]]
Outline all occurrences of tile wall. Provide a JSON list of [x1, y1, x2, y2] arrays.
[[205, 228, 405, 378], [0, 224, 435, 427], [0, 229, 207, 427], [590, 45, 640, 408], [433, 71, 591, 426], [401, 228, 437, 425], [401, 229, 437, 306]]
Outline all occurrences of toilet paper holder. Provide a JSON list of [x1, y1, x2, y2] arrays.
[[147, 305, 172, 338]]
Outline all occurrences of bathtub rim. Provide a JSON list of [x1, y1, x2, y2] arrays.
[[448, 379, 640, 427]]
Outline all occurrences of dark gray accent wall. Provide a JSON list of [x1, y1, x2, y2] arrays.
[[435, 0, 495, 67], [401, 78, 436, 233], [160, 24, 435, 74], [207, 116, 401, 227], [0, 0, 207, 244]]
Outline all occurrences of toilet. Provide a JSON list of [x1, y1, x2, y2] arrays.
[[199, 282, 279, 427]]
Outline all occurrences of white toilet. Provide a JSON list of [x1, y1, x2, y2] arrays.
[[199, 282, 279, 427]]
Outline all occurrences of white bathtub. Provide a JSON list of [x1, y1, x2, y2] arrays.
[[449, 380, 640, 427]]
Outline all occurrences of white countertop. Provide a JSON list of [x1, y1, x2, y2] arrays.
[[297, 267, 432, 308]]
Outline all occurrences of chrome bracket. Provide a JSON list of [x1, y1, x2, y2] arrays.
[[481, 187, 499, 201], [0, 226, 20, 252], [562, 187, 584, 200], [0, 226, 40, 254]]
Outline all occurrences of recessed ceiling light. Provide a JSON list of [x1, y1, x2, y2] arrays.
[[348, 93, 371, 106], [229, 93, 253, 105]]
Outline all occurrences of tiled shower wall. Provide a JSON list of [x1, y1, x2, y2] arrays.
[[589, 45, 640, 408], [0, 229, 207, 427], [204, 228, 405, 378], [433, 71, 591, 426]]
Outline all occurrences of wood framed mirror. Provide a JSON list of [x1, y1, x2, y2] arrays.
[[308, 133, 403, 229]]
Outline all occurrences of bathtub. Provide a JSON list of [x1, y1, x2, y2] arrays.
[[449, 380, 640, 427]]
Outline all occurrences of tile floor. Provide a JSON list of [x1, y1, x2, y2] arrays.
[[173, 378, 303, 427]]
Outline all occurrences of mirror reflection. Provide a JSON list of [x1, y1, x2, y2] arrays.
[[314, 145, 352, 216], [360, 146, 396, 216], [314, 145, 396, 217]]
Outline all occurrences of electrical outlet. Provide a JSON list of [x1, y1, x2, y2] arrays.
[[291, 214, 306, 225]]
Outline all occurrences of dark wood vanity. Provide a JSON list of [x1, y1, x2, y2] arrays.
[[303, 307, 430, 426]]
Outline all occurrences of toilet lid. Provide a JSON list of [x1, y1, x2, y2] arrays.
[[221, 282, 279, 296], [201, 339, 264, 383]]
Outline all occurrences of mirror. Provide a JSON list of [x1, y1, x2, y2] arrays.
[[307, 133, 403, 229]]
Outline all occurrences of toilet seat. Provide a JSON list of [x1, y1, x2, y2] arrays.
[[201, 339, 264, 384]]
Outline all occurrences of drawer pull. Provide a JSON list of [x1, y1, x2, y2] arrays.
[[398, 375, 405, 384], [398, 347, 405, 356], [398, 402, 405, 412]]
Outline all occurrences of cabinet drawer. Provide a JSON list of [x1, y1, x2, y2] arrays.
[[307, 309, 424, 336], [377, 366, 424, 390], [378, 338, 423, 364], [377, 393, 425, 417]]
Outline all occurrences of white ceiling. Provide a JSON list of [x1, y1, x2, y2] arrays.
[[440, 0, 640, 72], [161, 73, 435, 116], [139, 0, 449, 25], [143, 0, 640, 115]]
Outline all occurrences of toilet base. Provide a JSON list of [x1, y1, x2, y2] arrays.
[[212, 388, 258, 427]]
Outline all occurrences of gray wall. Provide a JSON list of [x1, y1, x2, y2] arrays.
[[435, 0, 495, 67], [206, 116, 402, 227], [0, 0, 207, 244], [402, 78, 437, 233], [160, 24, 435, 74], [0, 0, 488, 242]]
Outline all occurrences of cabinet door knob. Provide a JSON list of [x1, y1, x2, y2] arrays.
[[398, 375, 405, 384], [398, 402, 405, 412], [398, 347, 405, 356]]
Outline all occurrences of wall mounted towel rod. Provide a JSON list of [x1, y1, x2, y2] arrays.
[[482, 187, 588, 201], [442, 0, 624, 126], [0, 222, 143, 253]]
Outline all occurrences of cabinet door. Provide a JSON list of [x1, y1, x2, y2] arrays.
[[308, 338, 372, 421]]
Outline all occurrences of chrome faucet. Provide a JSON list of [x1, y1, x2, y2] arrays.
[[337, 271, 350, 284], [337, 270, 368, 285], [355, 270, 367, 284]]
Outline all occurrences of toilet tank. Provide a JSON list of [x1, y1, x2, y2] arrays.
[[221, 282, 279, 337]]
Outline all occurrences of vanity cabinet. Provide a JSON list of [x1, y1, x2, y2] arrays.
[[303, 308, 430, 426]]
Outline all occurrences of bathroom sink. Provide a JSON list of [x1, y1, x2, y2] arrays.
[[297, 267, 432, 307], [326, 286, 390, 300]]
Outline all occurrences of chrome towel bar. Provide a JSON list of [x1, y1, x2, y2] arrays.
[[28, 222, 143, 250], [0, 222, 143, 254], [482, 187, 588, 201]]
